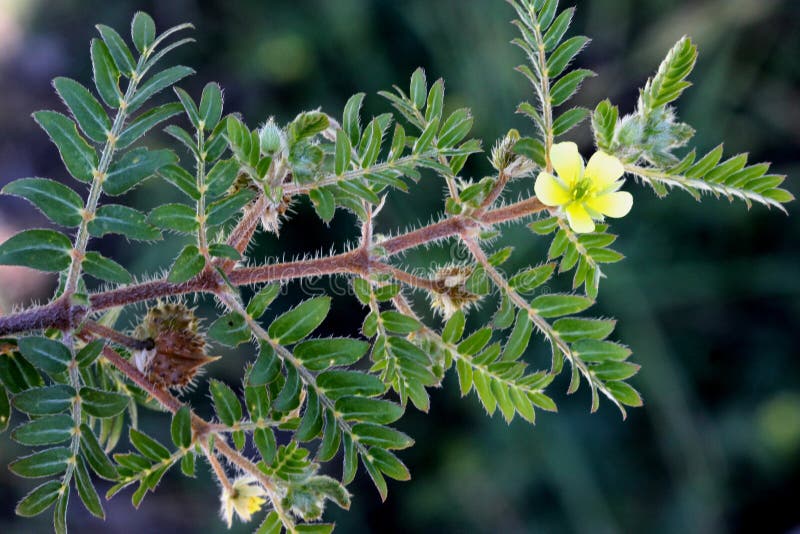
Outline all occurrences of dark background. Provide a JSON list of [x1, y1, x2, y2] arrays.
[[0, 0, 798, 532]]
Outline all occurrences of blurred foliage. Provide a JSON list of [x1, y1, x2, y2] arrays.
[[0, 0, 797, 532]]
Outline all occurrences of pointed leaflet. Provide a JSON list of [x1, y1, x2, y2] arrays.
[[2, 178, 83, 227], [88, 205, 161, 240], [104, 148, 179, 195], [0, 229, 72, 272], [268, 297, 331, 345], [53, 77, 111, 143], [91, 38, 122, 108], [33, 111, 98, 183]]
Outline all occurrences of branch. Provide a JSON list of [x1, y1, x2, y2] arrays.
[[0, 195, 547, 336]]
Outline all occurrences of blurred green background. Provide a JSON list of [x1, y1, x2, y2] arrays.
[[0, 0, 798, 532]]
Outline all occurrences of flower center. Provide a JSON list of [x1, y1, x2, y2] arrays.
[[571, 176, 594, 201]]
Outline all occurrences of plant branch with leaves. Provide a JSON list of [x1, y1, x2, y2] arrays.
[[0, 2, 791, 532]]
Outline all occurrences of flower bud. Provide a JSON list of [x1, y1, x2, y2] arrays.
[[259, 119, 285, 156]]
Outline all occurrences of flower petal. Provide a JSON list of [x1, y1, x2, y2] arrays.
[[535, 171, 571, 206], [585, 151, 624, 190], [550, 142, 583, 186], [586, 191, 633, 218], [565, 203, 595, 233]]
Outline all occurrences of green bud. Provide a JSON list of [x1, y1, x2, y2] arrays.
[[259, 119, 284, 156]]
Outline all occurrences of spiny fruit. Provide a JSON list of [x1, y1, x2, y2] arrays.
[[133, 302, 218, 391], [429, 265, 481, 319]]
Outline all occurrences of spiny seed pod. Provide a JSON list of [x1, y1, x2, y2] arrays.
[[133, 302, 217, 391], [429, 265, 481, 319]]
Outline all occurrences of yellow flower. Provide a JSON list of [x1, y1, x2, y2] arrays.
[[534, 142, 633, 233], [220, 476, 268, 528]]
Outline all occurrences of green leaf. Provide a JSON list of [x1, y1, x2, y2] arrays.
[[572, 339, 631, 362], [104, 147, 178, 195], [247, 342, 281, 386], [74, 456, 105, 519], [171, 406, 192, 448], [53, 77, 111, 143], [81, 387, 129, 418], [289, 111, 329, 143], [351, 423, 413, 450], [294, 338, 368, 372], [17, 337, 71, 375], [268, 297, 331, 345], [368, 447, 410, 482], [410, 67, 427, 109], [83, 251, 133, 283], [159, 164, 200, 200], [457, 328, 493, 356], [272, 366, 301, 412], [437, 108, 473, 149], [91, 38, 121, 108], [76, 339, 105, 368], [509, 264, 555, 292], [168, 245, 206, 283], [206, 158, 239, 199], [253, 427, 277, 464], [641, 37, 697, 111], [414, 117, 439, 154], [97, 24, 136, 75], [550, 69, 595, 107], [118, 102, 183, 149], [543, 7, 575, 51], [502, 310, 533, 361], [442, 310, 466, 344], [79, 423, 118, 480], [10, 447, 71, 478], [128, 66, 195, 113], [309, 187, 336, 223], [208, 243, 241, 260], [317, 370, 385, 399], [131, 12, 156, 53], [0, 229, 71, 272], [547, 35, 589, 79], [362, 455, 388, 501], [553, 107, 590, 137], [334, 396, 403, 424], [207, 189, 256, 226], [130, 428, 171, 461], [246, 285, 281, 319], [33, 110, 98, 183], [554, 318, 615, 343], [592, 361, 639, 381], [210, 380, 243, 426], [208, 313, 250, 347], [425, 79, 445, 124], [343, 92, 366, 146], [605, 381, 643, 407], [530, 294, 593, 318], [12, 385, 75, 415], [2, 178, 83, 227], [54, 485, 69, 534], [148, 203, 198, 233], [174, 87, 201, 129], [15, 480, 62, 517], [380, 311, 421, 334], [11, 414, 73, 446], [199, 82, 223, 130], [334, 129, 352, 176], [89, 204, 161, 240]]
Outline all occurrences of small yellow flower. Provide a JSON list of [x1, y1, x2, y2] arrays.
[[534, 142, 633, 233], [220, 476, 268, 528]]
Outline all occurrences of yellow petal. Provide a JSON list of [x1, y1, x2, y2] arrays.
[[586, 191, 633, 218], [549, 142, 583, 186], [534, 171, 570, 206], [584, 151, 624, 190], [565, 203, 595, 233]]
